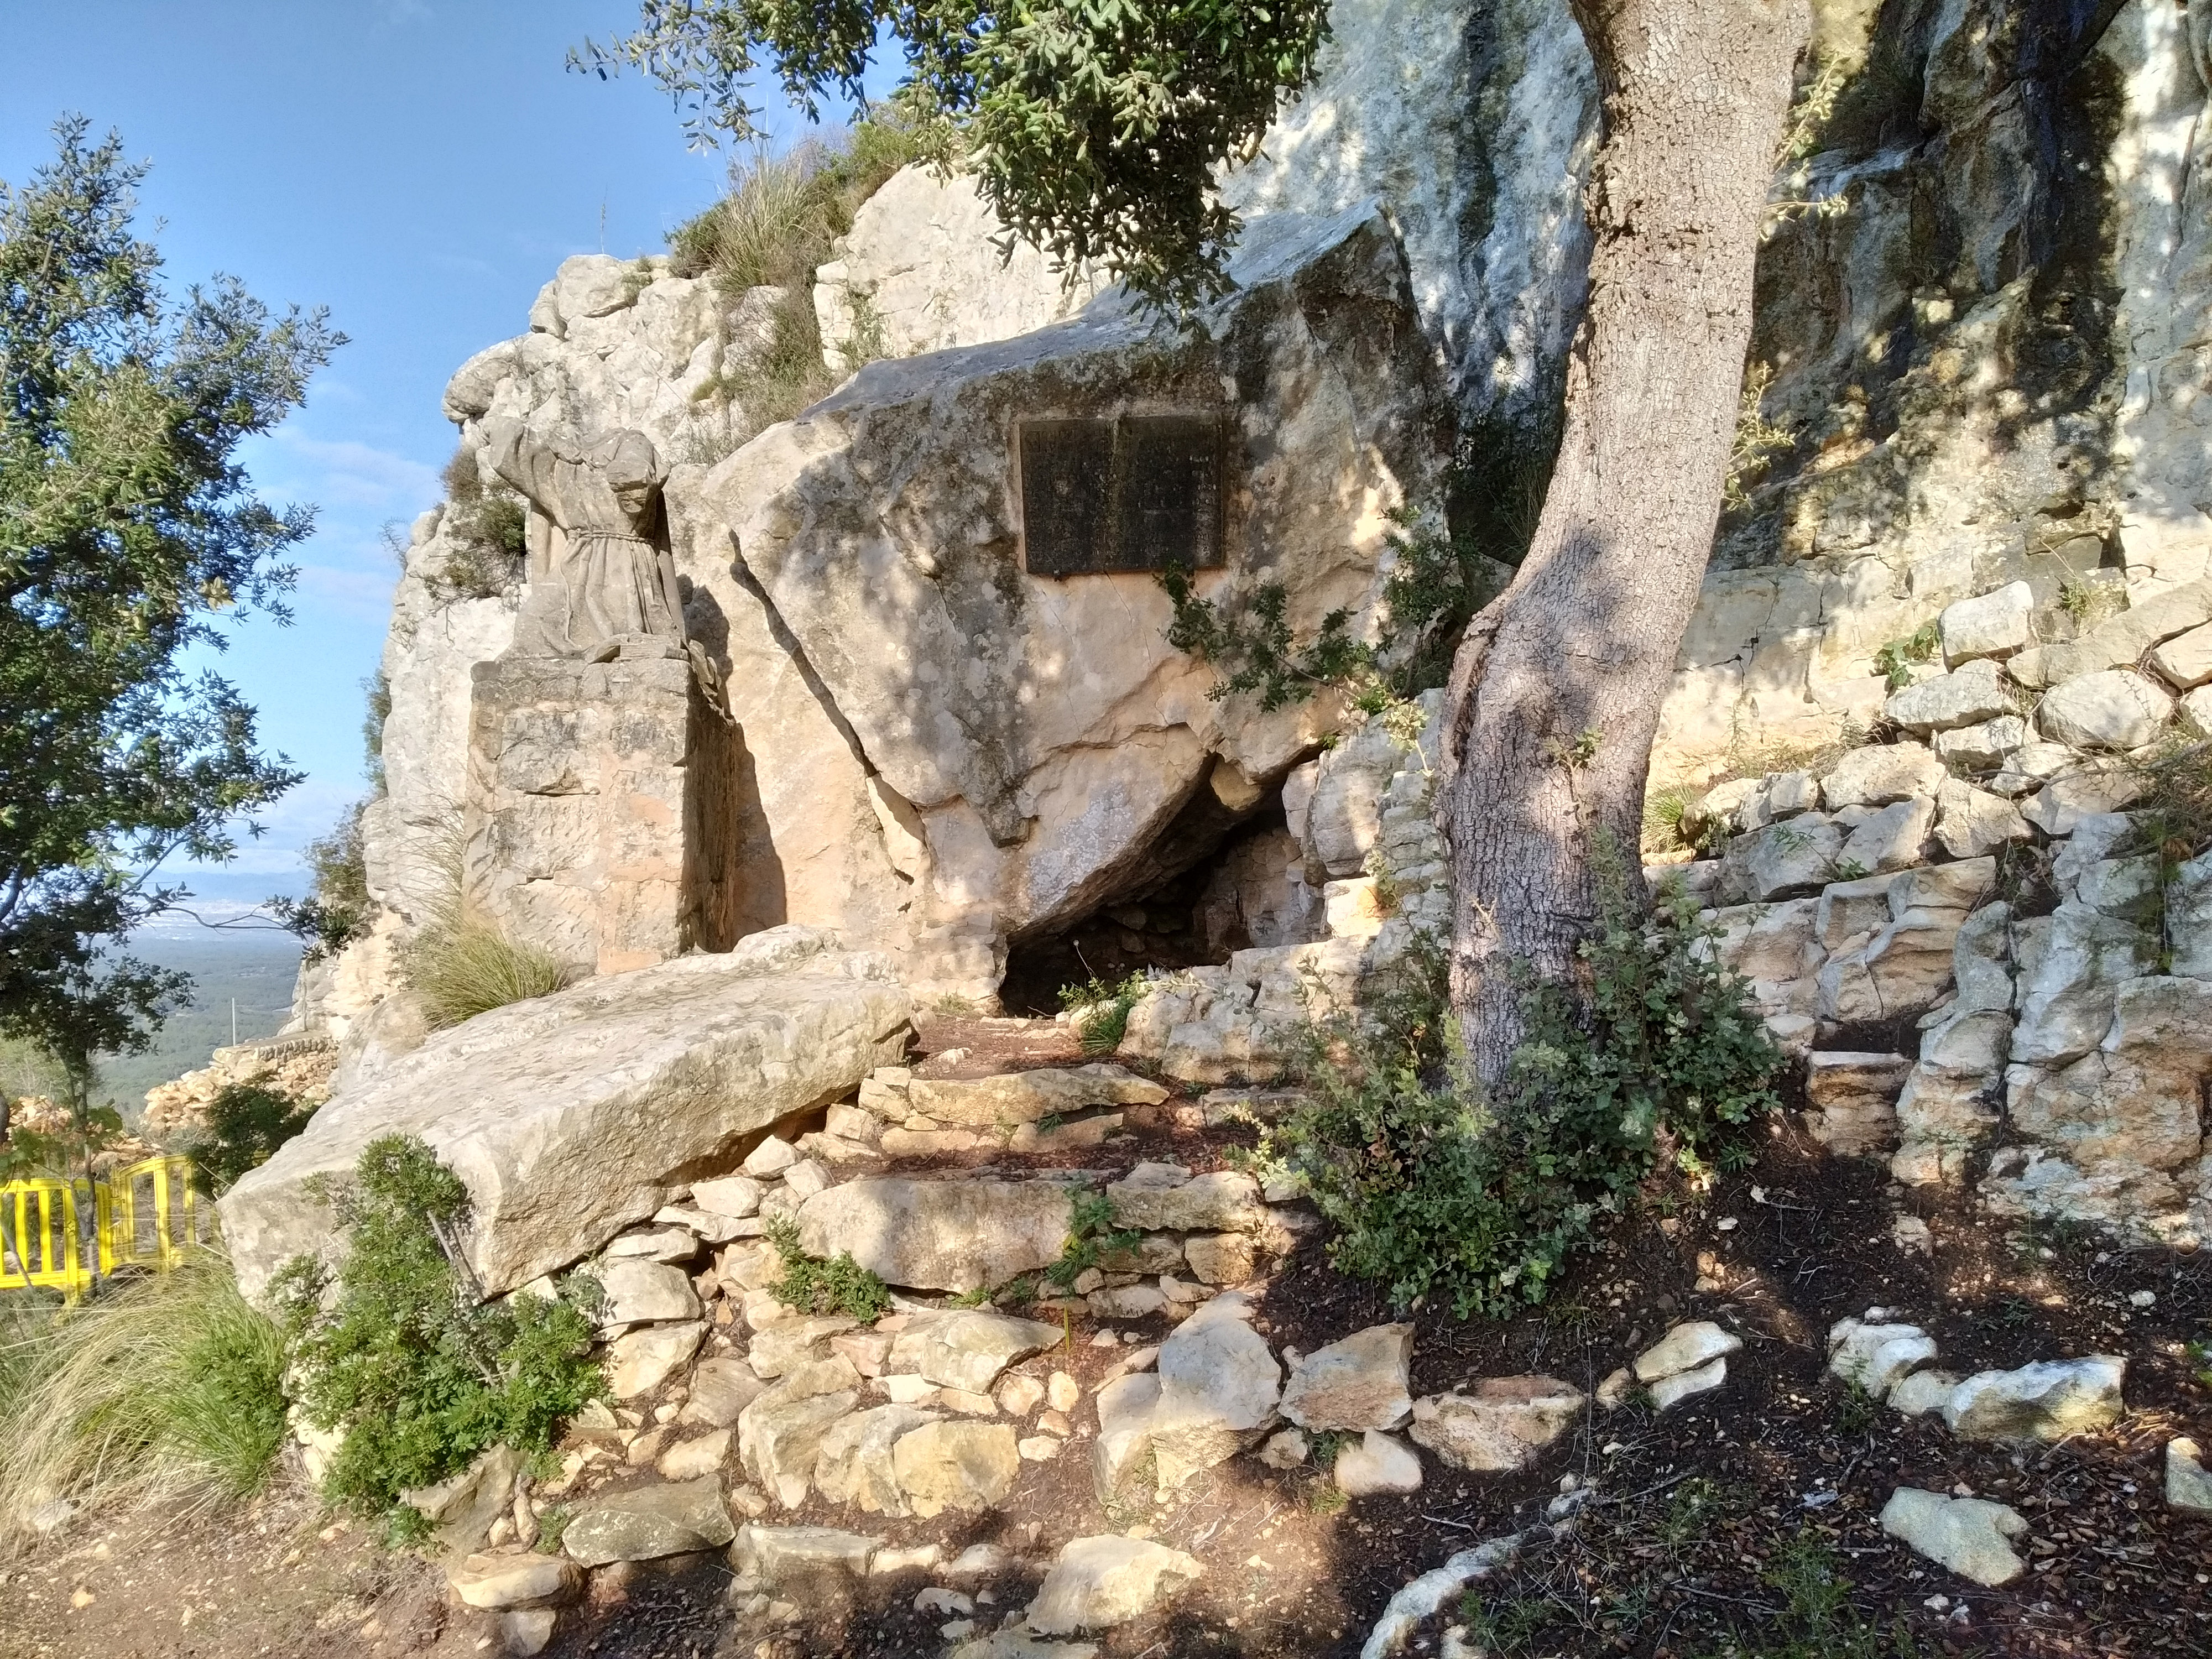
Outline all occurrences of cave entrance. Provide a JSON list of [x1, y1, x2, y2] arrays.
[[997, 763, 1316, 1016]]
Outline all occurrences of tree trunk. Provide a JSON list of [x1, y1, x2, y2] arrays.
[[1437, 0, 1809, 1081]]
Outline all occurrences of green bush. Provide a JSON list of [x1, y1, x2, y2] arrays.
[[1056, 971, 1148, 1055], [435, 444, 528, 598], [764, 1214, 890, 1321], [1045, 1190, 1142, 1290], [275, 1135, 605, 1522], [184, 1076, 317, 1194], [1255, 844, 1780, 1317], [403, 910, 572, 1031], [0, 1253, 290, 1537]]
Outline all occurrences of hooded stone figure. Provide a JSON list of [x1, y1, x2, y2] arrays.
[[480, 416, 682, 662]]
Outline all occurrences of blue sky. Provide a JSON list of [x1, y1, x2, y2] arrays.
[[3, 0, 852, 918]]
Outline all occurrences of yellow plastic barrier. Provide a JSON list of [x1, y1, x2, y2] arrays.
[[0, 1156, 206, 1300]]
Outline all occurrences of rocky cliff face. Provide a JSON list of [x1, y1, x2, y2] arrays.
[[301, 0, 2212, 1252]]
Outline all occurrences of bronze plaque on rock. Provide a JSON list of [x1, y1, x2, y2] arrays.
[[1020, 415, 1225, 576]]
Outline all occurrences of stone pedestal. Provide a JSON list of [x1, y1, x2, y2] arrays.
[[463, 651, 741, 977]]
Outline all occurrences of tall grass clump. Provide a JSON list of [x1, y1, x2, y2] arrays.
[[1252, 839, 1781, 1317], [399, 825, 573, 1031], [0, 1254, 290, 1543], [667, 107, 953, 432]]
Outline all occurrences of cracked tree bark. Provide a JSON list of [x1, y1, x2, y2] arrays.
[[1438, 0, 1811, 1081]]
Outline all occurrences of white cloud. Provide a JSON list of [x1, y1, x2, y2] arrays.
[[299, 561, 401, 622], [262, 429, 441, 510]]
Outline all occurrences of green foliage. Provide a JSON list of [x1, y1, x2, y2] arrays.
[[181, 1075, 316, 1194], [2059, 574, 2124, 627], [268, 797, 371, 963], [1057, 971, 1147, 1055], [400, 836, 573, 1031], [0, 1254, 290, 1537], [276, 1134, 606, 1520], [363, 670, 393, 792], [1045, 1190, 1142, 1290], [1253, 846, 1779, 1317], [582, 0, 1331, 310], [764, 1212, 891, 1319], [0, 118, 338, 1070], [1725, 363, 1796, 512], [1872, 621, 1940, 691], [435, 445, 528, 598], [1833, 1378, 1880, 1433]]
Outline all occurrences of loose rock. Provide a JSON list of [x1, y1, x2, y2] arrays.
[[562, 1478, 735, 1566], [1026, 1535, 1204, 1635], [1334, 1431, 1423, 1496], [1408, 1378, 1584, 1472], [891, 1420, 1021, 1517], [1943, 1356, 2125, 1441], [1879, 1488, 2027, 1585], [1279, 1323, 1415, 1431]]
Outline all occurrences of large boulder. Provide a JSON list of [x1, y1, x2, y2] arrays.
[[221, 929, 911, 1299], [680, 202, 1451, 993]]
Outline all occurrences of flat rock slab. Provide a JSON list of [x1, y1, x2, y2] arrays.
[[1104, 1168, 1269, 1234], [1880, 1488, 2027, 1585], [562, 1478, 735, 1566], [797, 1176, 1076, 1293], [222, 928, 911, 1298], [890, 1311, 1062, 1392], [1149, 1297, 1282, 1490], [1026, 1536, 1204, 1635], [952, 1634, 1100, 1659], [1280, 1323, 1415, 1431], [447, 1551, 578, 1611], [907, 1065, 1167, 1126], [1334, 1430, 1423, 1496], [1632, 1322, 1741, 1384], [891, 1420, 1021, 1517], [1410, 1377, 1584, 1472], [1827, 1319, 1938, 1398], [732, 1524, 880, 1582]]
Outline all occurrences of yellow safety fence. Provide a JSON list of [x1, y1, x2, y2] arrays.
[[0, 1156, 207, 1301]]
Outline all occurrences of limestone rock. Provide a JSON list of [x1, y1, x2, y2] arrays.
[[796, 1178, 1073, 1293], [1648, 1358, 1729, 1411], [888, 1311, 1061, 1393], [1885, 660, 2013, 734], [952, 1633, 1100, 1659], [2037, 669, 2174, 749], [742, 1136, 800, 1179], [907, 1065, 1167, 1128], [1826, 1318, 1938, 1397], [448, 1551, 579, 1611], [1259, 1427, 1310, 1468], [2172, 849, 2212, 978], [1633, 1322, 1742, 1384], [681, 1358, 766, 1428], [608, 1322, 706, 1400], [739, 1365, 862, 1508], [655, 1428, 732, 1481], [562, 1478, 735, 1566], [890, 1420, 1021, 1517], [2010, 580, 2212, 690], [1888, 1370, 1963, 1417], [2148, 622, 2212, 689], [598, 1259, 700, 1328], [731, 1523, 880, 1583], [404, 1443, 519, 1556], [690, 1175, 764, 1219], [1182, 1232, 1258, 1285], [1279, 1323, 1415, 1431], [2020, 768, 2145, 837], [1334, 1430, 1424, 1496], [813, 1405, 939, 1516], [1408, 1377, 1583, 1471], [1144, 1296, 1280, 1490], [1879, 1488, 2026, 1585], [1940, 582, 2032, 664], [1026, 1536, 1204, 1635], [1090, 1374, 1164, 1510], [2165, 1437, 2212, 1512], [2011, 904, 2159, 1066], [747, 1317, 859, 1381], [222, 931, 911, 1299], [1104, 1168, 1269, 1234], [1744, 816, 1844, 900], [1837, 796, 1937, 877], [1934, 714, 2028, 771], [1803, 1053, 1911, 1156], [1943, 1356, 2125, 1441], [1934, 779, 2030, 859], [1820, 744, 1944, 810]]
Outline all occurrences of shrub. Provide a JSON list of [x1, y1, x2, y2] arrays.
[[1057, 971, 1149, 1055], [0, 1253, 290, 1539], [434, 444, 528, 599], [269, 797, 371, 962], [763, 1214, 890, 1320], [1254, 843, 1780, 1317], [1045, 1190, 1142, 1290], [184, 1076, 317, 1194], [275, 1135, 604, 1522]]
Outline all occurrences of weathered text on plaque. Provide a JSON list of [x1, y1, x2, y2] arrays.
[[1019, 415, 1225, 576]]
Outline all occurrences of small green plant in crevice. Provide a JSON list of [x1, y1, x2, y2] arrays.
[[1057, 971, 1148, 1055], [1833, 1378, 1881, 1433], [534, 1503, 572, 1554], [269, 797, 373, 963], [399, 826, 573, 1031], [181, 1075, 317, 1195], [1725, 362, 1797, 512], [273, 1134, 606, 1526], [764, 1213, 892, 1321], [435, 444, 528, 599], [1249, 838, 1780, 1319], [2117, 735, 2212, 971], [1872, 620, 1941, 691], [2059, 573, 2125, 628], [1045, 1190, 1142, 1291]]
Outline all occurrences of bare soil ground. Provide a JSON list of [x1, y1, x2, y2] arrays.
[[7, 1022, 2210, 1659]]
